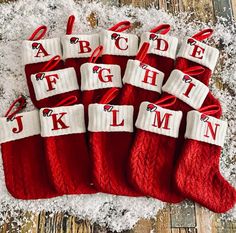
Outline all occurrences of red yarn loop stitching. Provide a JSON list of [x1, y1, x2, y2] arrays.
[[182, 66, 205, 76], [136, 42, 150, 62], [55, 96, 78, 107], [99, 88, 119, 104], [198, 105, 221, 116], [28, 25, 47, 41], [89, 46, 104, 63], [109, 21, 131, 32], [66, 15, 75, 35], [192, 28, 214, 41], [154, 95, 176, 108], [40, 55, 61, 72], [5, 96, 27, 120], [150, 24, 171, 35]]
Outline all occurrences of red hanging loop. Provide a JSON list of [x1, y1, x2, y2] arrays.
[[5, 96, 27, 120], [28, 25, 47, 41], [154, 95, 176, 108], [89, 46, 104, 63], [66, 15, 75, 35], [150, 24, 171, 35], [108, 21, 131, 32], [99, 88, 120, 104], [136, 42, 150, 62], [55, 96, 78, 107], [191, 28, 213, 41], [40, 55, 61, 73], [198, 105, 220, 116], [182, 66, 205, 76]]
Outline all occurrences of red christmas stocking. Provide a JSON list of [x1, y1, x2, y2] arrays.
[[40, 96, 96, 194], [23, 26, 64, 104], [100, 21, 139, 76], [62, 15, 100, 86], [140, 24, 178, 82], [129, 96, 184, 203], [118, 42, 165, 118], [88, 88, 141, 196], [0, 96, 58, 199], [175, 28, 219, 86], [30, 55, 80, 108], [80, 45, 122, 122], [175, 105, 236, 213]]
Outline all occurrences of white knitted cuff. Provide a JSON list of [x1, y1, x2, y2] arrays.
[[135, 101, 182, 138], [162, 69, 209, 109], [88, 104, 134, 132]]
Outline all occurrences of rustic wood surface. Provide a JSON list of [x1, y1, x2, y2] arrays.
[[0, 0, 236, 232]]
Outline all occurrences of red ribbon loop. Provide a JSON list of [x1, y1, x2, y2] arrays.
[[89, 45, 104, 63], [99, 88, 120, 104], [150, 24, 171, 35], [182, 66, 205, 76], [136, 42, 150, 62], [198, 105, 221, 116], [28, 25, 47, 41], [5, 96, 27, 120], [191, 28, 213, 41], [40, 55, 61, 73], [109, 21, 131, 32], [55, 96, 78, 107], [66, 15, 75, 35], [154, 95, 176, 108]]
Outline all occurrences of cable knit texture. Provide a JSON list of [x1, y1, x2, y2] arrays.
[[1, 135, 58, 199]]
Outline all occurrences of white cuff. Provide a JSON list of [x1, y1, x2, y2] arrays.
[[61, 34, 100, 59], [177, 37, 219, 71], [162, 69, 209, 109], [40, 104, 86, 137], [140, 32, 178, 59], [22, 38, 62, 65], [80, 63, 122, 91], [100, 29, 138, 56], [88, 104, 134, 132], [135, 102, 182, 138], [31, 67, 79, 101], [0, 110, 40, 143], [185, 110, 227, 147], [123, 59, 164, 93]]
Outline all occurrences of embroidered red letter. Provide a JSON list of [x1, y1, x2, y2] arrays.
[[78, 41, 92, 54], [190, 44, 205, 59], [154, 38, 169, 51], [115, 37, 128, 50], [35, 44, 50, 57], [182, 82, 196, 98], [204, 122, 220, 140], [51, 112, 69, 130], [45, 74, 59, 91], [152, 111, 172, 130], [12, 116, 23, 133], [98, 68, 113, 83], [142, 69, 158, 86], [110, 110, 124, 127]]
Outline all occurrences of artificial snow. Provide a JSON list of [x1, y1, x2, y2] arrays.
[[0, 0, 235, 231]]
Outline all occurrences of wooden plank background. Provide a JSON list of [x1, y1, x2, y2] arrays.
[[0, 0, 236, 232]]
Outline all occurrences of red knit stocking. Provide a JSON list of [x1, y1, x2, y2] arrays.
[[88, 88, 141, 196], [23, 26, 64, 105], [40, 96, 96, 194], [118, 42, 165, 118], [140, 24, 178, 82], [62, 15, 100, 86], [175, 105, 236, 213], [100, 21, 139, 76], [30, 56, 80, 108], [81, 46, 122, 123], [0, 96, 58, 199], [129, 96, 184, 203]]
